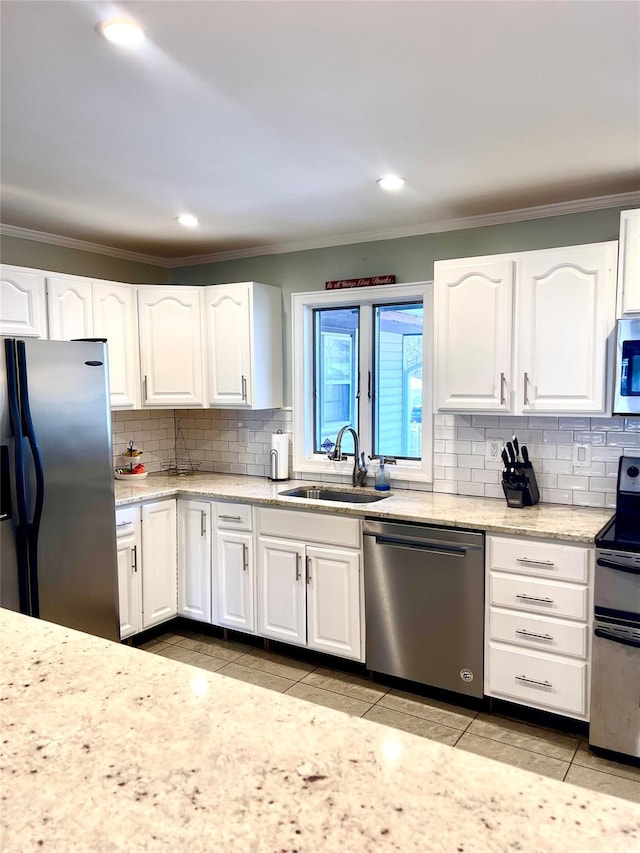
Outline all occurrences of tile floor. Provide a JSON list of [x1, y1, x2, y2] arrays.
[[138, 627, 640, 805]]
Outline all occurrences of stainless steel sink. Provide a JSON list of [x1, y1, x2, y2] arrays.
[[279, 486, 390, 503]]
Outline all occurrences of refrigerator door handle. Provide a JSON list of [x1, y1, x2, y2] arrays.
[[4, 339, 30, 613], [16, 341, 45, 617]]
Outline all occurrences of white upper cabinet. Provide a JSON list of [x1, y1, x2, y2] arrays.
[[92, 280, 140, 409], [617, 209, 640, 315], [138, 286, 205, 408], [47, 275, 93, 340], [434, 257, 513, 411], [0, 266, 47, 338], [204, 282, 283, 409], [516, 243, 617, 413], [434, 242, 617, 415], [47, 275, 140, 409]]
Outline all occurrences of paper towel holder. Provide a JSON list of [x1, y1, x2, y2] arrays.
[[268, 429, 289, 482]]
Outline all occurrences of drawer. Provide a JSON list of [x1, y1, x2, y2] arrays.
[[215, 502, 252, 532], [490, 572, 588, 621], [115, 506, 140, 537], [489, 607, 589, 659], [258, 507, 360, 549], [487, 642, 588, 718], [489, 535, 590, 583]]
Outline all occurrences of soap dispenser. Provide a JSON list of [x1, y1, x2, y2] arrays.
[[375, 457, 391, 491]]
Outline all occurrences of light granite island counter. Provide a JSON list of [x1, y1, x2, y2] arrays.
[[113, 473, 613, 543], [1, 609, 638, 852]]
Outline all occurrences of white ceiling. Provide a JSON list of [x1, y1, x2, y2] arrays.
[[1, 0, 639, 266]]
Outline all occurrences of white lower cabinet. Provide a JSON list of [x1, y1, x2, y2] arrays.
[[141, 500, 178, 629], [485, 534, 592, 720], [178, 500, 211, 623], [256, 508, 363, 661], [213, 503, 255, 633], [116, 507, 142, 640]]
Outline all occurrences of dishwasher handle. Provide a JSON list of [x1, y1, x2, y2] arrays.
[[367, 533, 469, 557]]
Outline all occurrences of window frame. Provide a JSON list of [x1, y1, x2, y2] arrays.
[[292, 281, 433, 484]]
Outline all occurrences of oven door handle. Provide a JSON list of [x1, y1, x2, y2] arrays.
[[594, 628, 640, 649], [596, 558, 640, 576]]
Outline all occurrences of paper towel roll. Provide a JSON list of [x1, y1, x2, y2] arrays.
[[269, 432, 289, 481]]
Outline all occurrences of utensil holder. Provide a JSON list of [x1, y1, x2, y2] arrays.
[[502, 462, 540, 508]]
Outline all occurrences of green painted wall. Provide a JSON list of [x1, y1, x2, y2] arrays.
[[171, 207, 628, 405], [0, 235, 169, 283]]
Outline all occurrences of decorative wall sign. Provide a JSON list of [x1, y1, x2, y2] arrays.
[[325, 275, 396, 290]]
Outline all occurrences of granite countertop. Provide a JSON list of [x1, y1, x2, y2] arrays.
[[114, 473, 612, 543], [1, 609, 638, 852]]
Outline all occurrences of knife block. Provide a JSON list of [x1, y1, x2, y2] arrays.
[[502, 462, 540, 508]]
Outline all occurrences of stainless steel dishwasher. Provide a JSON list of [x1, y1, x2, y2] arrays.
[[363, 519, 484, 698]]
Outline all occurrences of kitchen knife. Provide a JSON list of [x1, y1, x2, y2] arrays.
[[512, 435, 520, 461], [506, 441, 516, 465], [501, 448, 510, 470], [521, 445, 530, 465]]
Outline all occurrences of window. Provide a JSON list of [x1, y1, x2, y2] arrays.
[[293, 282, 433, 484]]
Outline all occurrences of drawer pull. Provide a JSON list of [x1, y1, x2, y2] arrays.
[[516, 558, 555, 568], [218, 514, 242, 522], [515, 674, 552, 689], [515, 628, 553, 641], [515, 594, 554, 604]]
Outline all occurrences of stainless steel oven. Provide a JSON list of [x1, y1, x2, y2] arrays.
[[613, 318, 640, 416]]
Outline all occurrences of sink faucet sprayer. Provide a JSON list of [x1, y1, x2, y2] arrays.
[[327, 425, 368, 487]]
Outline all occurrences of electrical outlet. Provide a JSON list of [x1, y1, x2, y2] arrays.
[[485, 440, 502, 463]]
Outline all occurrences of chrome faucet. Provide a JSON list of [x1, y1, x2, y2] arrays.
[[328, 425, 368, 487]]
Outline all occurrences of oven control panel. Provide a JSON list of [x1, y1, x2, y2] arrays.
[[618, 454, 640, 495]]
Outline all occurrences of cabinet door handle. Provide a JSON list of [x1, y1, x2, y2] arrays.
[[295, 553, 301, 581], [515, 674, 552, 689], [515, 628, 553, 641], [242, 543, 248, 572], [523, 372, 529, 406], [516, 558, 555, 568], [241, 375, 247, 401], [201, 510, 207, 537], [132, 545, 138, 573], [218, 514, 242, 522], [500, 372, 506, 405], [515, 593, 554, 604], [116, 521, 132, 528], [143, 375, 148, 402], [306, 555, 311, 584]]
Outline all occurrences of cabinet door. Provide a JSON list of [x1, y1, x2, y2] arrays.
[[177, 500, 211, 623], [516, 243, 617, 413], [256, 536, 306, 645], [141, 500, 177, 628], [205, 284, 252, 407], [92, 280, 140, 409], [47, 275, 93, 340], [215, 530, 255, 633], [116, 506, 141, 639], [306, 546, 362, 661], [434, 257, 513, 411], [618, 209, 640, 315], [0, 266, 47, 337], [117, 529, 141, 639], [138, 287, 204, 407]]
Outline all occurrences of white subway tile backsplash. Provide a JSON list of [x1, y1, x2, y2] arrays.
[[542, 459, 573, 475], [445, 440, 472, 454], [458, 482, 485, 497], [573, 492, 605, 508], [456, 427, 485, 441], [558, 417, 591, 430], [542, 430, 570, 444], [590, 417, 624, 431], [606, 433, 640, 448], [456, 454, 486, 470], [557, 475, 589, 491], [624, 418, 640, 431]]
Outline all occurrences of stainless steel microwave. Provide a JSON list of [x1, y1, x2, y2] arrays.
[[614, 318, 640, 415]]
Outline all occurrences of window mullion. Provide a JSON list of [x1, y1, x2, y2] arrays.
[[358, 305, 373, 460]]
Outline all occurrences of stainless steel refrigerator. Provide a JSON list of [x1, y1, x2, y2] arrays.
[[1, 337, 119, 641]]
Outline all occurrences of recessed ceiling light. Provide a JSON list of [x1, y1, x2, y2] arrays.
[[98, 19, 146, 46], [177, 214, 199, 228], [377, 175, 406, 191]]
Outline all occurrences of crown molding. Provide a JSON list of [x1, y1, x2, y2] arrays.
[[2, 190, 639, 270], [0, 223, 172, 268], [169, 191, 640, 267]]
